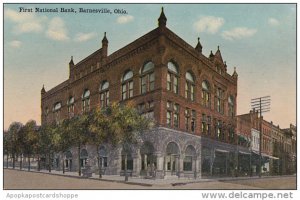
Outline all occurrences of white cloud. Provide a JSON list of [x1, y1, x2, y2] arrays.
[[116, 15, 134, 24], [4, 8, 46, 34], [193, 16, 225, 34], [74, 32, 96, 42], [9, 40, 22, 48], [268, 18, 280, 26], [46, 17, 69, 41], [222, 27, 257, 40]]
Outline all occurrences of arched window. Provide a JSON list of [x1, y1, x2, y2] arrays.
[[67, 96, 74, 116], [122, 70, 133, 100], [82, 89, 90, 112], [80, 149, 88, 168], [99, 146, 108, 168], [53, 102, 61, 123], [100, 81, 109, 108], [141, 61, 155, 94], [54, 102, 61, 111], [201, 81, 210, 108], [228, 95, 234, 118], [167, 61, 179, 94], [185, 72, 195, 101]]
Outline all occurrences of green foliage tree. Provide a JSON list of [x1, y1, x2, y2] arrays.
[[91, 103, 154, 181], [68, 113, 92, 176], [4, 130, 10, 168], [23, 120, 39, 171], [39, 122, 57, 172], [56, 118, 74, 174], [8, 122, 24, 169]]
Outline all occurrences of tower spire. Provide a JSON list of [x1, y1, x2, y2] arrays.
[[158, 7, 167, 27]]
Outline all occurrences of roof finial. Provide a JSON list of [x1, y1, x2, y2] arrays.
[[195, 37, 202, 53], [218, 45, 220, 51], [41, 84, 46, 94], [233, 67, 238, 77], [158, 7, 167, 27], [102, 32, 108, 44], [69, 56, 74, 65]]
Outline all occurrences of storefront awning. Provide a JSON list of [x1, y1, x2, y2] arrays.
[[239, 151, 251, 155], [261, 153, 279, 160], [215, 149, 229, 153]]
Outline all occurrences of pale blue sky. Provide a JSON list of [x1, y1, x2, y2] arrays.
[[3, 3, 296, 129]]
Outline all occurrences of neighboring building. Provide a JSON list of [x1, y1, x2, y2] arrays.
[[236, 110, 260, 176], [281, 124, 297, 174], [41, 8, 238, 178]]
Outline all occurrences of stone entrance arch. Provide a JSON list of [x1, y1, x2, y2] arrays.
[[184, 145, 196, 172], [65, 151, 73, 171], [165, 142, 180, 176], [98, 146, 108, 169], [140, 141, 156, 176], [121, 145, 133, 172], [80, 149, 88, 168]]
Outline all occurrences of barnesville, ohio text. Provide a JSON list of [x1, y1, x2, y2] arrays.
[[19, 7, 128, 14]]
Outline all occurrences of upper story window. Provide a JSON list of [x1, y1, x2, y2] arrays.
[[67, 96, 75, 116], [201, 80, 211, 108], [82, 89, 90, 113], [215, 87, 224, 114], [167, 61, 179, 94], [185, 108, 196, 133], [228, 95, 234, 118], [185, 72, 195, 101], [100, 81, 110, 108], [141, 61, 155, 94], [53, 102, 62, 123], [122, 70, 133, 100], [166, 101, 180, 128]]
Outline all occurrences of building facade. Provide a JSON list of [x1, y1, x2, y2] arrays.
[[41, 8, 238, 178]]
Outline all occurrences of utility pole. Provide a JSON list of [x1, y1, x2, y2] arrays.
[[251, 96, 270, 178]]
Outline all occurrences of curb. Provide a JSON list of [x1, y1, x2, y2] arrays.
[[4, 168, 153, 187]]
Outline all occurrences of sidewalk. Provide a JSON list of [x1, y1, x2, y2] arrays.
[[4, 167, 296, 187]]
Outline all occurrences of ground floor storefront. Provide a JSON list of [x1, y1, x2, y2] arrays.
[[4, 127, 284, 179]]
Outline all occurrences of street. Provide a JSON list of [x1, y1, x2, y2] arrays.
[[3, 169, 296, 189]]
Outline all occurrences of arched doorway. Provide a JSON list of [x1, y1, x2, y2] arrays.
[[99, 146, 108, 170], [140, 141, 156, 176], [121, 145, 133, 174], [184, 145, 196, 172], [65, 151, 72, 171], [165, 142, 180, 176], [80, 149, 88, 169]]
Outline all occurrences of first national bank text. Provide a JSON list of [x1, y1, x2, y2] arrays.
[[19, 7, 127, 14]]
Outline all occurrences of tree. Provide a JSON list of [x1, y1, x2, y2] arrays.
[[56, 118, 74, 174], [4, 130, 10, 168], [39, 122, 57, 172], [101, 102, 154, 181], [68, 113, 92, 176], [23, 120, 39, 171], [7, 122, 23, 169]]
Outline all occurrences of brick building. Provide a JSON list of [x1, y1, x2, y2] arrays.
[[41, 8, 238, 178]]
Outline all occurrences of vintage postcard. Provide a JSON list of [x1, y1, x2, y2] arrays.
[[2, 2, 297, 196]]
